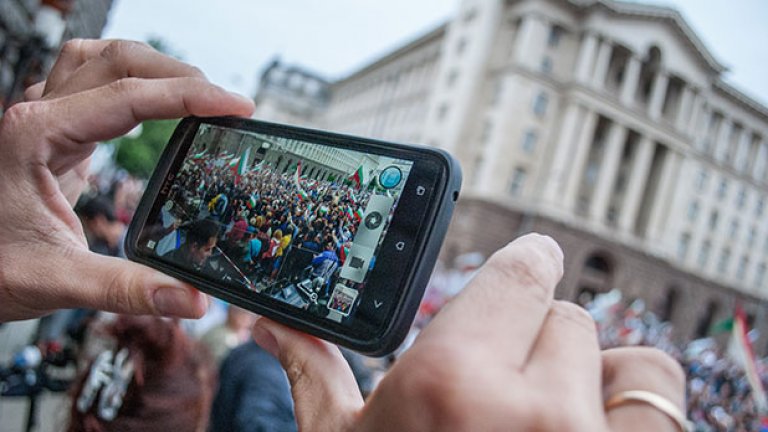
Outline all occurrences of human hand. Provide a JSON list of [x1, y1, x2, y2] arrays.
[[252, 234, 687, 431], [0, 39, 254, 322]]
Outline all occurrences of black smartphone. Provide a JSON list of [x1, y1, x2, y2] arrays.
[[125, 116, 461, 356]]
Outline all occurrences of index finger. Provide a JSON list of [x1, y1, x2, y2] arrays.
[[415, 233, 563, 369], [44, 39, 205, 97]]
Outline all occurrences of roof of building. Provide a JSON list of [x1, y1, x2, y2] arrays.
[[572, 0, 727, 73]]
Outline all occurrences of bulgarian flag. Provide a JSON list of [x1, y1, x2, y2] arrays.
[[728, 305, 768, 412], [354, 208, 364, 221], [348, 165, 365, 189], [297, 189, 309, 202], [192, 149, 207, 159], [345, 206, 354, 219], [247, 195, 257, 209], [235, 147, 251, 176], [294, 161, 303, 187]]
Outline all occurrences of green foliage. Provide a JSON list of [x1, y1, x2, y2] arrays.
[[113, 119, 179, 178]]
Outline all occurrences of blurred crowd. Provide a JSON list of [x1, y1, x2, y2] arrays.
[[421, 259, 768, 431], [1, 167, 766, 431]]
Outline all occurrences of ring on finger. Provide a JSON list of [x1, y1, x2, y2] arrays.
[[605, 390, 692, 432]]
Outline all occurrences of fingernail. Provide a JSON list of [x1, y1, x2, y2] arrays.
[[252, 319, 279, 358], [153, 286, 197, 317]]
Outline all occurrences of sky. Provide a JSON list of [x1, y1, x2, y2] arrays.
[[102, 0, 768, 107]]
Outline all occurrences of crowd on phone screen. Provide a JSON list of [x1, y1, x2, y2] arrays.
[[156, 152, 376, 287], [7, 168, 766, 431]]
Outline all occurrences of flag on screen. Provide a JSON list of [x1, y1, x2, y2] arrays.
[[348, 165, 365, 189], [247, 195, 257, 209], [354, 208, 364, 221], [236, 147, 251, 176], [294, 161, 303, 187]]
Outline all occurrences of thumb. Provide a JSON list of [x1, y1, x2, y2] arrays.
[[63, 250, 208, 318], [252, 318, 364, 432]]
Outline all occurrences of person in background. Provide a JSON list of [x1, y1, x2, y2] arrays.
[[68, 315, 215, 432], [200, 306, 256, 366], [77, 195, 129, 258]]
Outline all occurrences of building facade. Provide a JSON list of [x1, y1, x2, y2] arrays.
[[253, 0, 768, 349]]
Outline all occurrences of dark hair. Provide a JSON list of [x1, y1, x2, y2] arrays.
[[76, 196, 117, 222], [68, 316, 215, 432], [186, 218, 219, 247]]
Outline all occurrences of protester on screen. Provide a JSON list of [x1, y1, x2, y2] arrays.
[[165, 218, 220, 270], [0, 39, 687, 432]]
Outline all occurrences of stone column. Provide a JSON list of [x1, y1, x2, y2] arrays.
[[733, 128, 750, 172], [648, 70, 669, 120], [618, 135, 654, 233], [589, 122, 628, 221], [543, 102, 583, 203], [512, 15, 540, 66], [675, 85, 694, 132], [619, 55, 641, 107], [591, 39, 613, 89], [753, 140, 768, 182], [574, 32, 598, 84], [646, 148, 681, 241], [563, 111, 600, 211], [714, 117, 732, 163], [686, 92, 704, 137]]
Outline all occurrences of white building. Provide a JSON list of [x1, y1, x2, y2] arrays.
[[253, 0, 768, 343]]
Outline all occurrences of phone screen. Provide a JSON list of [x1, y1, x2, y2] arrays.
[[138, 123, 414, 325]]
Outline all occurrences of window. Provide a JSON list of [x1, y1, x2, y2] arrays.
[[695, 169, 708, 192], [446, 69, 459, 88], [698, 240, 711, 267], [437, 103, 449, 121], [456, 38, 467, 55], [708, 210, 719, 230], [540, 56, 553, 74], [717, 178, 728, 199], [730, 218, 740, 238], [480, 120, 493, 143], [687, 201, 699, 222], [737, 256, 749, 281], [678, 233, 691, 261], [748, 226, 757, 247], [532, 91, 549, 117], [508, 167, 527, 196], [489, 78, 503, 106], [717, 248, 731, 275], [521, 129, 538, 154], [547, 25, 564, 48], [756, 263, 767, 288], [737, 187, 748, 209]]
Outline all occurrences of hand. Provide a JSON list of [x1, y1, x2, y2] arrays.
[[252, 234, 686, 431], [0, 39, 254, 322]]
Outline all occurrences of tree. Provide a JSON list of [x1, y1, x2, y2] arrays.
[[113, 119, 178, 178]]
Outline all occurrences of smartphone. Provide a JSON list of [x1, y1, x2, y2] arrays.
[[125, 116, 461, 356]]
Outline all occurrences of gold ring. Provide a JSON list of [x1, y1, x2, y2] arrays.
[[604, 390, 693, 432]]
